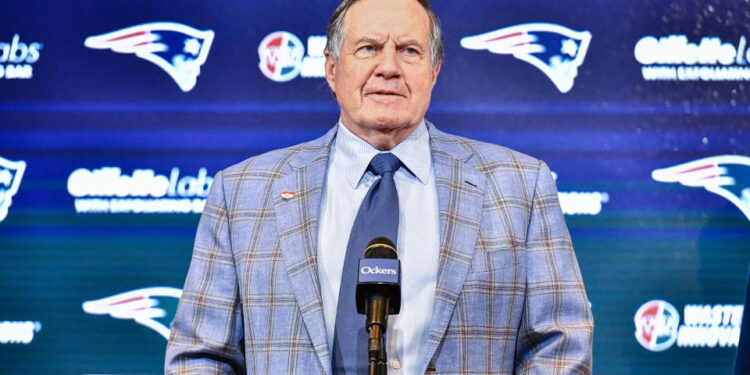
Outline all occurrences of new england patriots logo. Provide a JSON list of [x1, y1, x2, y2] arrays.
[[84, 22, 214, 92], [82, 287, 182, 339], [0, 156, 26, 223], [652, 155, 750, 221], [460, 23, 592, 93]]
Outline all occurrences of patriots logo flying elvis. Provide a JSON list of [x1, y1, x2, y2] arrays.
[[84, 22, 214, 92], [0, 156, 26, 223], [652, 155, 750, 221], [460, 23, 592, 93], [82, 287, 182, 339]]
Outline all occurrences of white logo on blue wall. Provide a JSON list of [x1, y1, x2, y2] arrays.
[[0, 34, 42, 79], [83, 287, 182, 340], [460, 23, 592, 93], [0, 156, 26, 222], [67, 167, 213, 214], [258, 31, 326, 82], [635, 34, 750, 81], [84, 22, 214, 92], [652, 155, 750, 221], [0, 321, 41, 344], [550, 171, 609, 215]]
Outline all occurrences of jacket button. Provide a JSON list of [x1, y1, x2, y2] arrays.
[[391, 360, 401, 369]]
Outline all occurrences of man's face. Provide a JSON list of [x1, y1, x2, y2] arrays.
[[325, 0, 441, 149]]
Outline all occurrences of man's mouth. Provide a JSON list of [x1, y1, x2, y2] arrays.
[[366, 90, 405, 97]]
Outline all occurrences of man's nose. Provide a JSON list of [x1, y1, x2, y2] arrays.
[[374, 46, 402, 79]]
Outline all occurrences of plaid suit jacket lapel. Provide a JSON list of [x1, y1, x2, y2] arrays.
[[272, 127, 336, 375], [422, 123, 487, 372]]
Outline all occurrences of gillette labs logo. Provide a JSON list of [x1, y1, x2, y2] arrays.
[[67, 167, 212, 214], [0, 34, 42, 79], [636, 34, 750, 81], [258, 31, 325, 82]]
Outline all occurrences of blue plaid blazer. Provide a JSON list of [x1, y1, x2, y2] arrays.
[[166, 123, 594, 374]]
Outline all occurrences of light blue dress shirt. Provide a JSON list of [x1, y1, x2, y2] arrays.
[[317, 121, 440, 374]]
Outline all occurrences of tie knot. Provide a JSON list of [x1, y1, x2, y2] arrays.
[[368, 153, 402, 176]]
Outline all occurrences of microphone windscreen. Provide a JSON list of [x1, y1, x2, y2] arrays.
[[364, 237, 397, 259]]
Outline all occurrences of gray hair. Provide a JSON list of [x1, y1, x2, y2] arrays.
[[325, 0, 444, 67]]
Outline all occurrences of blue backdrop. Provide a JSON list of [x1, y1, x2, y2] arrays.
[[1, 0, 749, 373]]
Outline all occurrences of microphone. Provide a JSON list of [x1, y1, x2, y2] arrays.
[[356, 237, 401, 374]]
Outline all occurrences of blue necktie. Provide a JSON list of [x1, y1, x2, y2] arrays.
[[332, 152, 402, 374]]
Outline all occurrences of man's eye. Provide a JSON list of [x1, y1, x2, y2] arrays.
[[402, 47, 420, 56], [362, 45, 375, 52]]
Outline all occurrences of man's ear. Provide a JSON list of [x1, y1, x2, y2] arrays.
[[431, 60, 442, 86], [324, 50, 336, 95]]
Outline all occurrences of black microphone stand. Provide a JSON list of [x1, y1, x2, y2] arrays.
[[367, 294, 389, 375]]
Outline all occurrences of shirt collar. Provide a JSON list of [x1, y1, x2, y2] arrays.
[[334, 120, 432, 188]]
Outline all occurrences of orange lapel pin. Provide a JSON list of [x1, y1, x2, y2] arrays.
[[281, 191, 295, 201]]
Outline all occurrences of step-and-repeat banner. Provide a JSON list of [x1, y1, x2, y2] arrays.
[[1, 0, 749, 373]]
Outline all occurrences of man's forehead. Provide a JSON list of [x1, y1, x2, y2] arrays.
[[352, 33, 427, 46]]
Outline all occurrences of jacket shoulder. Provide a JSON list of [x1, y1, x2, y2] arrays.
[[465, 137, 539, 166], [223, 144, 301, 177], [433, 130, 542, 174], [221, 128, 333, 180]]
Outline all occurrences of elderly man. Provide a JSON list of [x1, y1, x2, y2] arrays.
[[165, 0, 594, 374]]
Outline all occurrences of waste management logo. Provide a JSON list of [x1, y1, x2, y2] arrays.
[[634, 300, 680, 351], [0, 156, 26, 222], [635, 300, 743, 351], [85, 22, 214, 91], [635, 34, 750, 81], [67, 166, 212, 214], [258, 31, 326, 82], [83, 287, 182, 340], [652, 155, 750, 221], [1, 34, 42, 79], [460, 23, 591, 93]]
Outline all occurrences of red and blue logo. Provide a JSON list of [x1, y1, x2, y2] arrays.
[[634, 300, 680, 351], [84, 22, 214, 92], [82, 287, 182, 340], [460, 23, 592, 93], [652, 155, 750, 221], [0, 155, 26, 223], [258, 31, 305, 82]]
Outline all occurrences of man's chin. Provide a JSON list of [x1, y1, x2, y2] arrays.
[[361, 109, 418, 129], [368, 117, 419, 132], [340, 112, 421, 143]]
